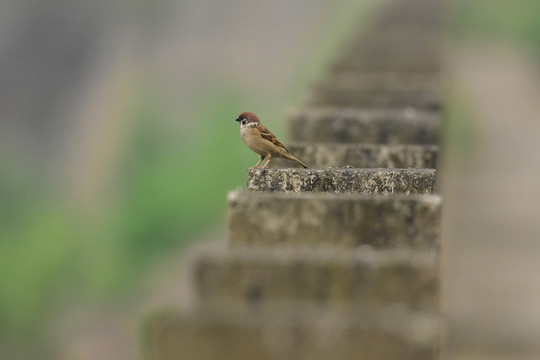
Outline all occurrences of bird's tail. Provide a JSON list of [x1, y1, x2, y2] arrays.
[[286, 154, 308, 168]]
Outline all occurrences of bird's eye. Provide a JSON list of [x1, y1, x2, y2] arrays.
[[241, 120, 247, 125]]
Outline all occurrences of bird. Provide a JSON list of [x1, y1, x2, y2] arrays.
[[235, 111, 308, 168]]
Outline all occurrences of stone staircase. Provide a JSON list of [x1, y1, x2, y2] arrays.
[[145, 0, 445, 358]]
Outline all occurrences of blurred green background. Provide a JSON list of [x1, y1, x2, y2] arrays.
[[1, 0, 540, 358], [453, 0, 540, 56]]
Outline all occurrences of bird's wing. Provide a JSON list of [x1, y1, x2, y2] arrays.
[[256, 124, 290, 152]]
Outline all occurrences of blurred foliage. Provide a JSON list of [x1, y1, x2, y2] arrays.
[[86, 84, 255, 292], [0, 159, 80, 356], [453, 0, 540, 56]]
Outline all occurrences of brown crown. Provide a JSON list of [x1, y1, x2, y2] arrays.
[[238, 111, 260, 123]]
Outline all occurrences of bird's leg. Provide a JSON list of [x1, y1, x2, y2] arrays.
[[254, 156, 265, 168], [261, 158, 271, 168]]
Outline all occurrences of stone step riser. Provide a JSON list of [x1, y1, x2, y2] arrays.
[[333, 33, 443, 73], [348, 39, 443, 54], [227, 191, 441, 249], [303, 89, 441, 110], [314, 72, 442, 92], [346, 31, 444, 50], [345, 45, 442, 59], [368, 0, 446, 31], [332, 61, 442, 74], [269, 143, 438, 169], [369, 18, 445, 33], [192, 247, 439, 311], [148, 307, 439, 360], [288, 108, 440, 144]]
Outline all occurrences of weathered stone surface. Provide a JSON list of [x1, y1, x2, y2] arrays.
[[332, 56, 441, 75], [227, 191, 441, 249], [288, 107, 440, 144], [305, 72, 442, 110], [147, 304, 439, 360], [247, 168, 436, 195], [192, 245, 439, 311], [369, 1, 445, 33], [349, 28, 443, 47], [335, 31, 443, 73], [270, 143, 438, 169], [304, 87, 441, 111], [315, 72, 442, 93]]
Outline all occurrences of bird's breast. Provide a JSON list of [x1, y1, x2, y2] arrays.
[[240, 126, 272, 156]]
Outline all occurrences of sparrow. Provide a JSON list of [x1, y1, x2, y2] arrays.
[[235, 111, 308, 168]]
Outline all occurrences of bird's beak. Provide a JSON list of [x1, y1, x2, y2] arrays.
[[235, 117, 241, 122]]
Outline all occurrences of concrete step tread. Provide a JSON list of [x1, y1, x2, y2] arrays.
[[227, 190, 441, 249], [247, 168, 436, 195]]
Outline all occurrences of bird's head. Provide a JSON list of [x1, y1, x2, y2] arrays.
[[235, 111, 260, 127]]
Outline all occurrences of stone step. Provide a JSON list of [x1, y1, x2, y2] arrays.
[[370, 9, 445, 34], [304, 87, 441, 111], [337, 49, 442, 71], [191, 245, 439, 311], [333, 55, 441, 74], [270, 143, 438, 169], [246, 168, 436, 195], [315, 72, 442, 92], [334, 32, 443, 73], [227, 191, 441, 249], [348, 31, 443, 53], [367, 0, 446, 34], [288, 107, 440, 144], [303, 72, 442, 110], [147, 304, 439, 360]]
